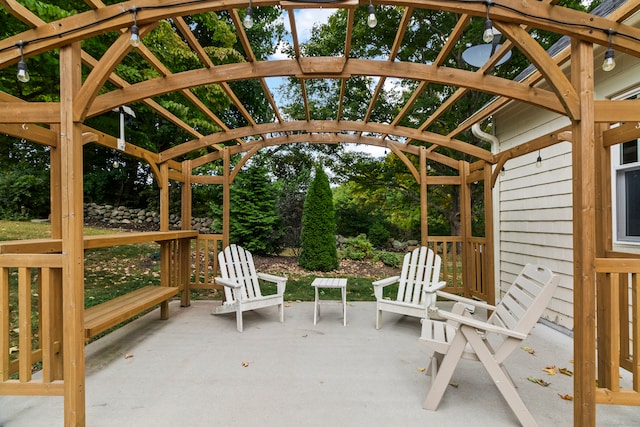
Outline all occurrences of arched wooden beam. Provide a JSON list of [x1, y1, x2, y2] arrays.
[[88, 59, 566, 118], [495, 22, 580, 121], [1, 0, 639, 66], [188, 131, 462, 171], [160, 120, 493, 163], [74, 24, 158, 121], [229, 144, 260, 183]]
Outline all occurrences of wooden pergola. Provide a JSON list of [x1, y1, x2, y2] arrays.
[[1, 0, 640, 425]]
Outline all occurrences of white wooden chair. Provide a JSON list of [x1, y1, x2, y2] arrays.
[[419, 264, 559, 427], [212, 244, 287, 332], [372, 246, 446, 329]]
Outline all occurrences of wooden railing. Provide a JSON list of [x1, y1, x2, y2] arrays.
[[594, 257, 640, 406], [0, 253, 65, 396], [191, 234, 486, 300], [426, 236, 486, 299], [0, 231, 196, 397], [190, 234, 224, 292]]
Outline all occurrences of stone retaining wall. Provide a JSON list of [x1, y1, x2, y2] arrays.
[[83, 203, 214, 233]]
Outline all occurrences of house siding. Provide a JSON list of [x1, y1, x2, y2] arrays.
[[493, 28, 640, 333]]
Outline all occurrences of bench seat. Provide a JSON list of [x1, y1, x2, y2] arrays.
[[84, 286, 179, 340]]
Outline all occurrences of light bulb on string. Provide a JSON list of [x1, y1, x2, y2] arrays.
[[130, 7, 140, 48], [367, 3, 377, 28], [16, 41, 29, 83], [482, 1, 494, 44], [244, 2, 254, 29], [536, 151, 542, 168], [602, 30, 616, 72]]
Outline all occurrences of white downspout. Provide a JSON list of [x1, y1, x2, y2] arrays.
[[471, 123, 501, 302]]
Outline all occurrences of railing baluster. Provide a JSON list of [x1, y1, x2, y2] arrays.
[[0, 267, 8, 381], [18, 267, 32, 382]]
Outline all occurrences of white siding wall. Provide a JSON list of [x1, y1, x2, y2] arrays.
[[494, 106, 574, 330], [493, 37, 640, 333]]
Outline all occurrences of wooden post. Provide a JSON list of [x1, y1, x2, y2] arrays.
[[420, 147, 428, 246], [47, 124, 64, 380], [571, 39, 597, 427], [180, 160, 192, 307], [223, 147, 230, 249], [159, 163, 171, 294], [59, 42, 86, 427], [483, 163, 495, 306], [459, 161, 472, 298], [596, 123, 613, 389]]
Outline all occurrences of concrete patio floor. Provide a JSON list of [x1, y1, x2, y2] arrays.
[[1, 300, 639, 426]]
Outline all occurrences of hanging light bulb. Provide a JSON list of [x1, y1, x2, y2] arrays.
[[130, 7, 140, 48], [482, 1, 494, 44], [536, 151, 542, 168], [243, 1, 254, 29], [602, 30, 616, 72], [500, 166, 506, 177], [367, 2, 377, 28], [16, 41, 29, 83]]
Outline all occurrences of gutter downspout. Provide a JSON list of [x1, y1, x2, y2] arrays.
[[471, 123, 501, 304]]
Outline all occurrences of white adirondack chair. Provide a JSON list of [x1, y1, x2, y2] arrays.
[[419, 264, 560, 427], [372, 246, 446, 329], [212, 244, 287, 332]]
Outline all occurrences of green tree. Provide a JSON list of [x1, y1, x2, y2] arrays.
[[228, 163, 282, 255], [299, 167, 338, 271]]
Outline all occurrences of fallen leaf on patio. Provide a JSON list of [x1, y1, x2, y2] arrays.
[[543, 366, 558, 375], [449, 382, 459, 388], [559, 367, 573, 376], [285, 303, 291, 307], [558, 393, 573, 400], [521, 346, 536, 355], [124, 353, 134, 359], [527, 376, 550, 387], [241, 361, 249, 367], [302, 334, 308, 338], [418, 367, 426, 372]]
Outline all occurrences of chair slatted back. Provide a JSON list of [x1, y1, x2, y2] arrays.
[[397, 247, 441, 304], [488, 264, 559, 334], [218, 244, 263, 302]]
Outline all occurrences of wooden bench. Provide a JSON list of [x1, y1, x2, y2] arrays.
[[84, 285, 179, 340]]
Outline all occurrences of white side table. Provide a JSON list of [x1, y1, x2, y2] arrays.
[[311, 277, 348, 326]]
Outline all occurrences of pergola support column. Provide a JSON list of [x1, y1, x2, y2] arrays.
[[180, 160, 193, 307], [420, 147, 428, 246], [571, 38, 597, 427], [483, 163, 495, 306], [222, 147, 231, 249], [59, 42, 86, 427], [459, 161, 472, 298]]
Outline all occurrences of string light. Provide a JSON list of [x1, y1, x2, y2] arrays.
[[130, 7, 140, 48], [243, 0, 254, 29], [16, 41, 29, 83], [500, 166, 506, 176], [536, 150, 542, 168], [483, 1, 494, 44], [602, 29, 616, 72], [367, 1, 377, 29]]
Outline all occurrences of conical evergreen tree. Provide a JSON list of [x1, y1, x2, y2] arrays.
[[229, 164, 282, 255], [299, 166, 338, 271]]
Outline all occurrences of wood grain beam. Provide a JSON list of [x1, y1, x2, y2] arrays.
[[88, 59, 565, 118]]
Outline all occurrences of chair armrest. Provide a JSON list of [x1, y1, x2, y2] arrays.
[[372, 276, 400, 287], [214, 277, 242, 289], [257, 272, 287, 295], [257, 272, 287, 283], [372, 276, 400, 300], [434, 309, 528, 340], [435, 290, 496, 311]]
